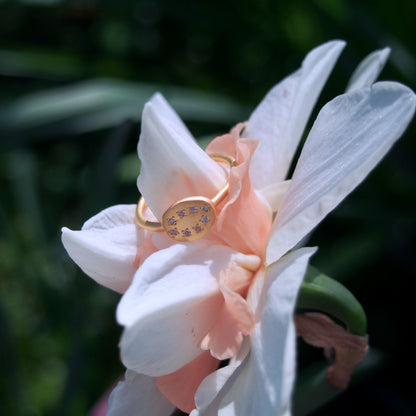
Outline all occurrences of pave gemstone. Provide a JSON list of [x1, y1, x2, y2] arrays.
[[194, 225, 202, 233], [169, 229, 178, 236], [189, 206, 198, 213], [168, 217, 177, 225], [201, 216, 209, 223], [202, 205, 210, 212], [177, 210, 186, 217], [183, 229, 192, 237]]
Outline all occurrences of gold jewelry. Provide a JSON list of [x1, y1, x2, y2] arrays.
[[135, 153, 236, 242]]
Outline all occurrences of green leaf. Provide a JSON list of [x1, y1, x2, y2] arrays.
[[296, 266, 367, 336], [0, 47, 83, 80], [0, 79, 247, 144], [117, 152, 141, 184]]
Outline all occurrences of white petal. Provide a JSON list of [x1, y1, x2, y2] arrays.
[[346, 47, 390, 92], [245, 40, 346, 196], [137, 93, 226, 219], [118, 242, 252, 376], [258, 180, 291, 213], [190, 352, 250, 416], [194, 248, 316, 416], [107, 370, 175, 416], [61, 205, 142, 293], [267, 81, 416, 265], [194, 337, 251, 412]]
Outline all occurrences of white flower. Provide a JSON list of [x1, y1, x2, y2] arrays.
[[62, 41, 415, 416]]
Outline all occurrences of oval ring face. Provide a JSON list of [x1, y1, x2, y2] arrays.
[[162, 197, 216, 242]]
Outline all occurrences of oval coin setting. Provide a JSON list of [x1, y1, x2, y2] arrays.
[[162, 197, 216, 242]]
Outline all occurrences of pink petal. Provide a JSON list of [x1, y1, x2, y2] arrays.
[[156, 351, 220, 413], [200, 284, 255, 360], [133, 232, 158, 268], [295, 313, 369, 389], [194, 248, 316, 415], [118, 243, 259, 376], [207, 130, 272, 256], [199, 254, 261, 360]]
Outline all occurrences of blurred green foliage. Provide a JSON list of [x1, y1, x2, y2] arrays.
[[1, 1, 416, 415]]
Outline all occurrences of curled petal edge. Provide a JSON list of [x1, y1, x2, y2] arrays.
[[295, 312, 369, 389]]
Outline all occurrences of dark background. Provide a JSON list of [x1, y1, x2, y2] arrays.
[[1, 1, 415, 415]]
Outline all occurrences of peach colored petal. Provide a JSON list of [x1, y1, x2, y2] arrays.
[[220, 255, 261, 294], [134, 205, 169, 267], [199, 255, 260, 360], [206, 122, 246, 156], [199, 283, 255, 360], [206, 132, 236, 156], [156, 351, 219, 413], [295, 313, 369, 389], [207, 131, 272, 257], [120, 243, 258, 376], [133, 232, 158, 268]]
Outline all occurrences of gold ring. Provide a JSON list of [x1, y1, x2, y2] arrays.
[[135, 153, 236, 242]]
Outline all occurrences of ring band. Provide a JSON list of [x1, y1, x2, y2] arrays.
[[135, 153, 236, 242]]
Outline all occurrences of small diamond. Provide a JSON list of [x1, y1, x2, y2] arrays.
[[168, 217, 177, 225], [202, 205, 210, 212], [194, 225, 202, 233], [177, 210, 186, 217], [182, 229, 192, 237], [201, 216, 209, 223], [189, 206, 198, 213], [169, 229, 178, 236]]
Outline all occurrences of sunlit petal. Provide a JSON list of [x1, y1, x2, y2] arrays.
[[137, 93, 226, 218], [194, 248, 316, 416], [258, 180, 291, 213], [61, 205, 143, 293], [245, 40, 345, 196], [118, 242, 258, 376], [200, 284, 254, 360], [207, 132, 272, 256], [267, 81, 416, 265]]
